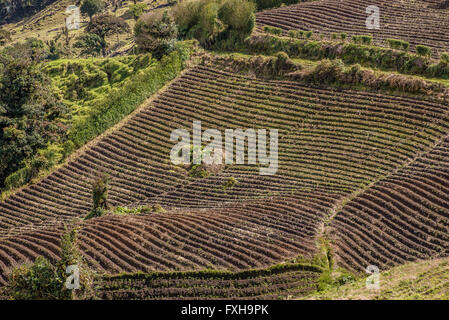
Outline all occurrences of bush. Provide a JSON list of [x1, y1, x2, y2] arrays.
[[416, 44, 431, 57], [304, 31, 313, 39], [340, 33, 347, 41], [69, 43, 193, 154], [441, 52, 449, 64], [6, 229, 94, 300], [353, 35, 372, 45], [92, 172, 110, 211], [264, 25, 282, 35], [387, 39, 409, 51], [134, 10, 178, 58], [74, 33, 106, 57]]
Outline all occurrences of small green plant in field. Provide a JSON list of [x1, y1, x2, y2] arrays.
[[416, 44, 431, 57], [352, 35, 372, 45], [340, 32, 347, 41], [387, 38, 409, 51], [304, 31, 313, 39], [111, 204, 165, 215], [223, 177, 237, 190]]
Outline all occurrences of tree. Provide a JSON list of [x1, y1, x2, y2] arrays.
[[134, 10, 178, 58], [80, 0, 103, 23], [84, 172, 110, 219], [84, 14, 129, 56], [0, 57, 67, 188]]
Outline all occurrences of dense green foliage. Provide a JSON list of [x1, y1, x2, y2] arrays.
[[0, 57, 67, 189], [134, 10, 178, 58], [173, 0, 255, 49]]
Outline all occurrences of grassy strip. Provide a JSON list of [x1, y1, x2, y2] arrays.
[[101, 263, 324, 281]]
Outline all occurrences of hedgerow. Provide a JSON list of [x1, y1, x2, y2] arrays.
[[244, 34, 449, 79]]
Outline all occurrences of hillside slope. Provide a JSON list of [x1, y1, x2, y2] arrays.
[[306, 257, 449, 300], [1, 55, 449, 286]]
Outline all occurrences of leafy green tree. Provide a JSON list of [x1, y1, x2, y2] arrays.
[[80, 0, 104, 23], [134, 10, 178, 58], [85, 172, 110, 219], [84, 14, 129, 56], [0, 57, 67, 188]]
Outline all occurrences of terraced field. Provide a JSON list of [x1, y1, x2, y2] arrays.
[[256, 0, 449, 56], [1, 56, 449, 290], [97, 264, 322, 300], [331, 133, 449, 273]]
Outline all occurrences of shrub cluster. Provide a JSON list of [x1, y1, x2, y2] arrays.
[[173, 0, 255, 49], [352, 35, 372, 45], [387, 38, 410, 51]]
